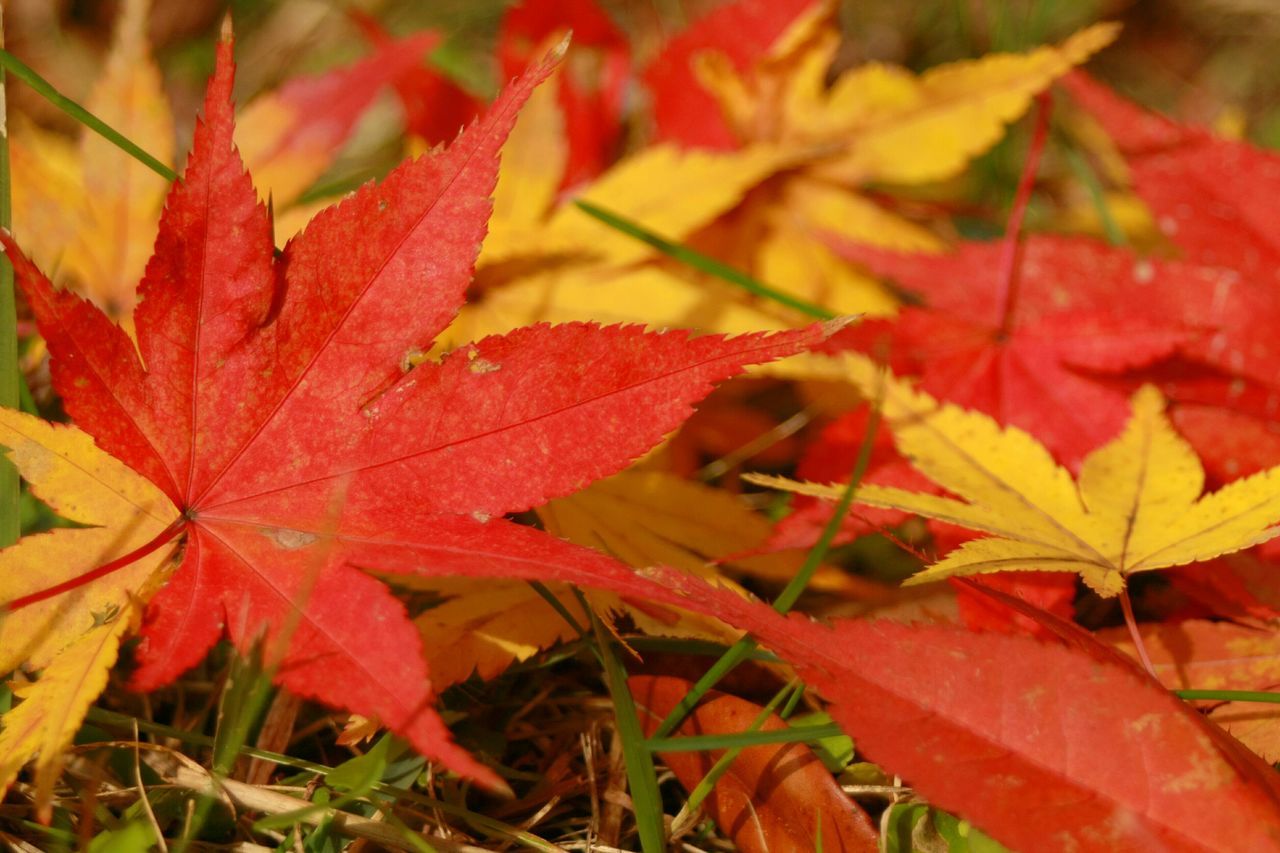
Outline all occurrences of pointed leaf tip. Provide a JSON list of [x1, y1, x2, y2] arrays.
[[552, 30, 573, 60], [821, 315, 862, 336], [219, 12, 233, 43]]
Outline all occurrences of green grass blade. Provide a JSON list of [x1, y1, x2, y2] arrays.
[[0, 17, 19, 548], [527, 580, 587, 636], [173, 648, 276, 853], [649, 636, 757, 740], [626, 636, 781, 662], [1175, 689, 1280, 704], [0, 47, 176, 182], [648, 722, 845, 753], [591, 610, 666, 853], [651, 384, 884, 739], [1063, 145, 1125, 247], [573, 200, 836, 320], [676, 680, 798, 815], [771, 401, 881, 614]]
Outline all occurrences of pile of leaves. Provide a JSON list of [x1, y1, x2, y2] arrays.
[[5, 0, 1280, 850]]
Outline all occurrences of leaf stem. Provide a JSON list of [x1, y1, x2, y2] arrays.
[[1118, 587, 1157, 679], [573, 200, 836, 320], [0, 12, 18, 547], [0, 47, 176, 182], [994, 92, 1051, 338], [3, 516, 186, 611]]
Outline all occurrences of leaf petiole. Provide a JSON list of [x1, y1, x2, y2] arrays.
[[3, 516, 186, 611]]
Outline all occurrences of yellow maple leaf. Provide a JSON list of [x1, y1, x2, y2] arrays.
[[413, 578, 587, 687], [445, 70, 798, 346], [806, 26, 1120, 185], [11, 0, 410, 319], [691, 9, 1115, 312], [748, 356, 1280, 597], [460, 9, 1115, 347], [0, 411, 180, 818], [480, 62, 571, 264], [539, 470, 868, 593], [11, 0, 173, 318]]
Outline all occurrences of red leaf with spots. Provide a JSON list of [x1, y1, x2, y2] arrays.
[[824, 231, 1280, 484], [826, 236, 1197, 467], [3, 36, 829, 785], [1064, 71, 1280, 279], [1061, 74, 1280, 479], [648, 571, 1280, 852]]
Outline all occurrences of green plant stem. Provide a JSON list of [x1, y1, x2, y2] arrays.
[[648, 722, 845, 753], [573, 200, 836, 320], [1063, 145, 1125, 246], [1175, 689, 1280, 704], [591, 609, 666, 853], [527, 580, 586, 636], [0, 16, 18, 548], [650, 390, 884, 740], [677, 680, 800, 816], [0, 48, 176, 183]]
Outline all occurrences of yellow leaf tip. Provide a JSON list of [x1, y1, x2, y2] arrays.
[[219, 12, 234, 43], [1064, 20, 1121, 57], [550, 30, 573, 62], [1131, 384, 1167, 414], [821, 314, 861, 337]]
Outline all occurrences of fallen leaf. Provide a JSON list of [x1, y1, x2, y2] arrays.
[[1102, 619, 1280, 761], [650, 571, 1280, 851], [498, 0, 630, 187], [349, 11, 482, 148], [632, 674, 879, 853], [3, 35, 829, 787], [749, 358, 1280, 596], [11, 0, 434, 318], [1064, 70, 1280, 279], [412, 469, 876, 688], [644, 0, 818, 150], [11, 0, 172, 318], [0, 411, 179, 819]]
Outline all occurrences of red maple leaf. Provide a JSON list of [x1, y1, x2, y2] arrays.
[[825, 236, 1190, 469], [649, 571, 1280, 851], [1064, 70, 1280, 279], [3, 36, 829, 786], [643, 0, 818, 150], [348, 12, 482, 147], [1063, 72, 1280, 484], [498, 0, 631, 187]]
